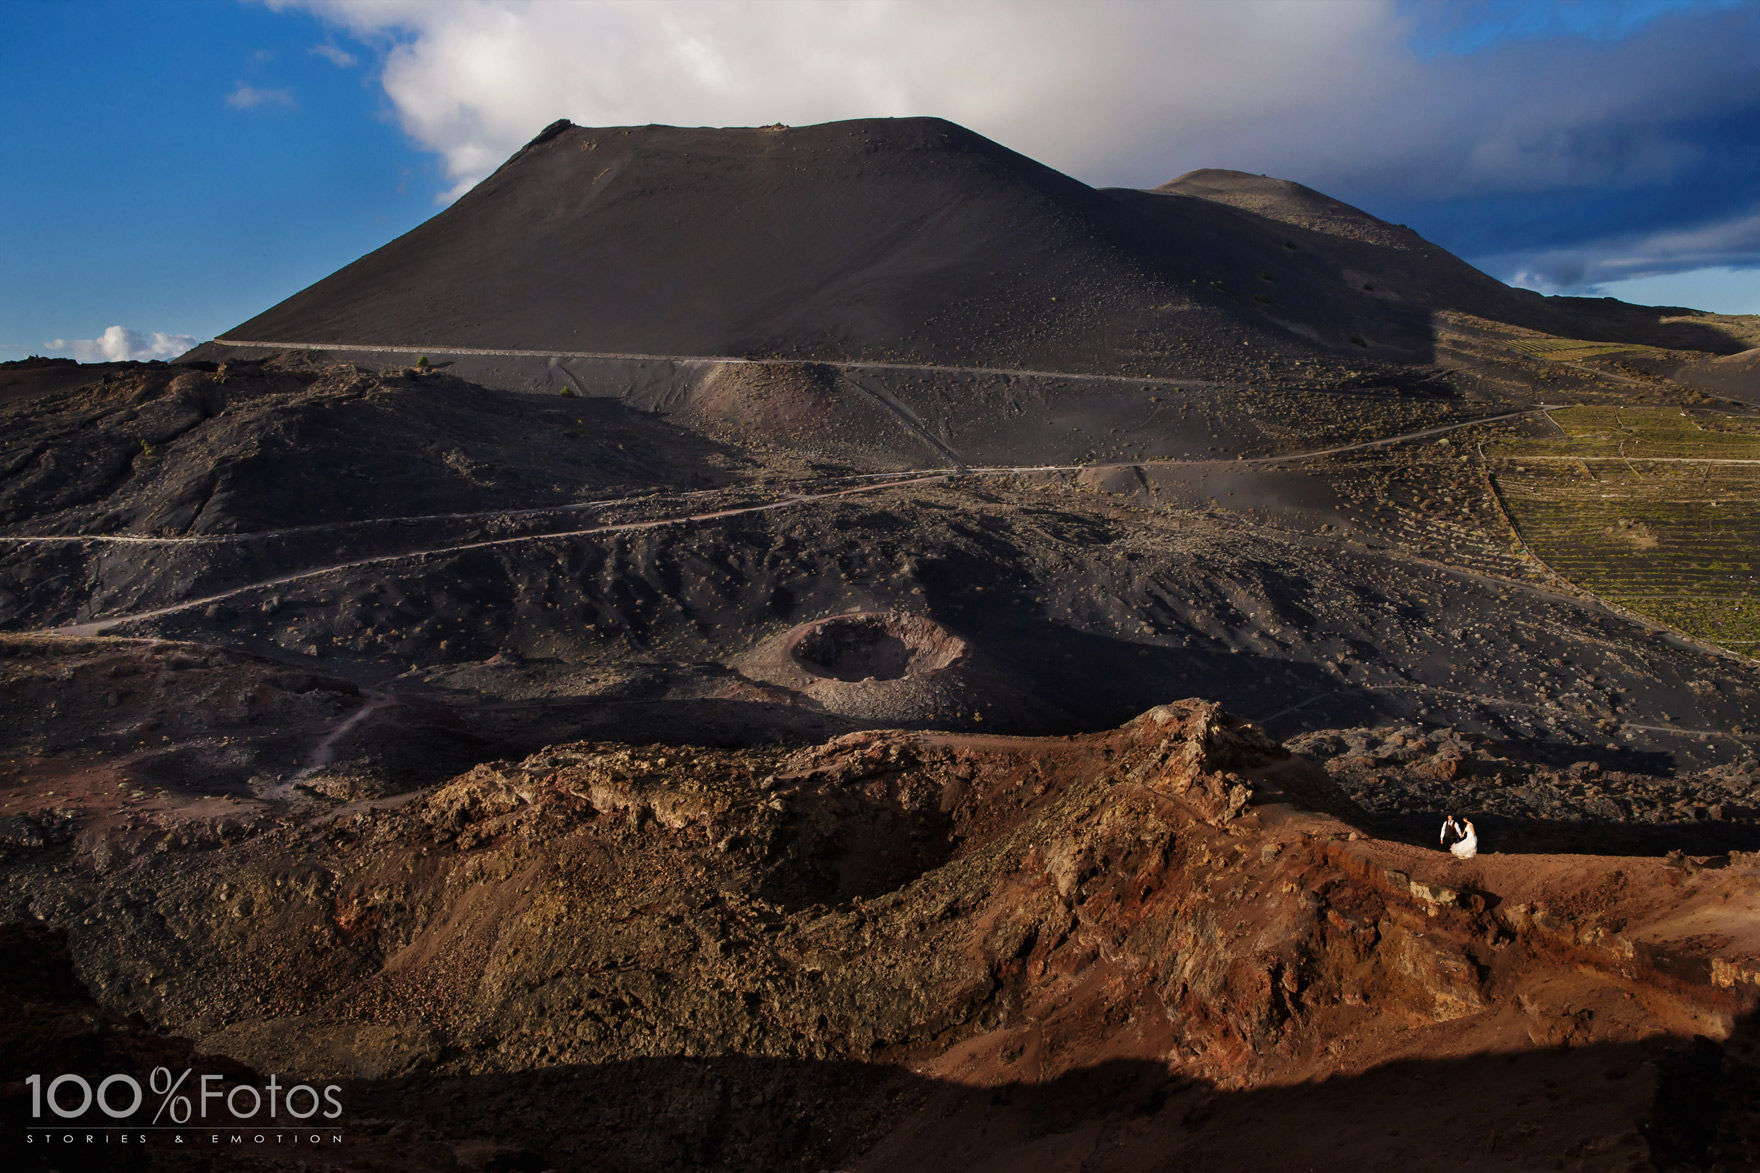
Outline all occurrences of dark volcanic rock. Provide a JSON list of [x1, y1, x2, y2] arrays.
[[1289, 725, 1760, 855], [0, 356, 746, 535]]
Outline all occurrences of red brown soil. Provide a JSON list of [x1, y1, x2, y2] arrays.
[[4, 696, 1757, 1171]]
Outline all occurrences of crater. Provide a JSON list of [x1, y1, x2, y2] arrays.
[[732, 611, 1060, 731], [788, 613, 965, 682]]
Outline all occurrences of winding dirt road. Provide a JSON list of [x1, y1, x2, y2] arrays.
[[209, 337, 1250, 390], [36, 475, 954, 637], [6, 407, 1552, 637], [0, 406, 1544, 555]]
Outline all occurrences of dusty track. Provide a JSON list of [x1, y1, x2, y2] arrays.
[[36, 475, 953, 637], [210, 337, 1250, 390], [12, 407, 1549, 638], [0, 407, 1546, 550]]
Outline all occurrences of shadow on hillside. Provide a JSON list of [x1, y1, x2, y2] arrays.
[[1552, 295, 1757, 355], [12, 1029, 1750, 1172], [327, 1011, 1757, 1172], [5, 908, 1760, 1173], [1102, 187, 1443, 367]]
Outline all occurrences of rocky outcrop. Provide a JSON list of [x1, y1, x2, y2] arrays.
[[1291, 723, 1760, 856], [4, 701, 1758, 1170]]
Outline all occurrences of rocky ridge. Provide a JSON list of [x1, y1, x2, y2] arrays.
[[4, 701, 1759, 1170]]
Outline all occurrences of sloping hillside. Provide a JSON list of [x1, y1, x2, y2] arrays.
[[220, 118, 1288, 375], [209, 118, 1756, 383]]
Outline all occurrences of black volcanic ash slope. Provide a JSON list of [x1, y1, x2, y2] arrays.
[[213, 117, 1758, 381], [212, 118, 1752, 378], [0, 356, 745, 536], [1145, 169, 1569, 349], [214, 118, 1402, 374], [1155, 169, 1758, 355]]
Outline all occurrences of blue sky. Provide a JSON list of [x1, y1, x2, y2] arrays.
[[0, 0, 437, 358], [2, 0, 1756, 361]]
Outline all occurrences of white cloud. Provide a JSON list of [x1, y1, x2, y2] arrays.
[[311, 42, 358, 67], [272, 0, 1758, 206], [45, 327, 201, 363], [279, 0, 1415, 201], [225, 81, 298, 110]]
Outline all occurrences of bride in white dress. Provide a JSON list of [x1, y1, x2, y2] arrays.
[[1450, 818, 1478, 859]]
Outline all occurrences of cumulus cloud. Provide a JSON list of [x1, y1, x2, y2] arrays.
[[225, 81, 298, 110], [310, 42, 358, 67], [278, 0, 1411, 200], [273, 2, 1754, 185], [272, 0, 1760, 281], [46, 327, 200, 363]]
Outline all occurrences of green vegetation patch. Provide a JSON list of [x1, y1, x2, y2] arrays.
[[1492, 407, 1760, 655], [1642, 598, 1760, 653], [1497, 406, 1760, 461], [1505, 338, 1661, 362]]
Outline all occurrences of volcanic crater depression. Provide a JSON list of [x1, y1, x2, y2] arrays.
[[790, 612, 965, 683], [4, 115, 1760, 1172]]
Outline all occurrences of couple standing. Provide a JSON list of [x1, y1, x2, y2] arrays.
[[1440, 814, 1477, 858]]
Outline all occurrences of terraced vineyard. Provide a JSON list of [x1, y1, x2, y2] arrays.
[[1491, 406, 1760, 654], [1503, 337, 1661, 362]]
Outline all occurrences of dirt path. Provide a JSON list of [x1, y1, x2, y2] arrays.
[[210, 337, 1245, 390], [292, 689, 397, 784], [0, 407, 1545, 554], [0, 482, 857, 548], [830, 368, 968, 467], [39, 475, 953, 636], [12, 408, 1556, 638]]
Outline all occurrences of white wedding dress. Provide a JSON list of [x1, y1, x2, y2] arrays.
[[1450, 821, 1478, 859]]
